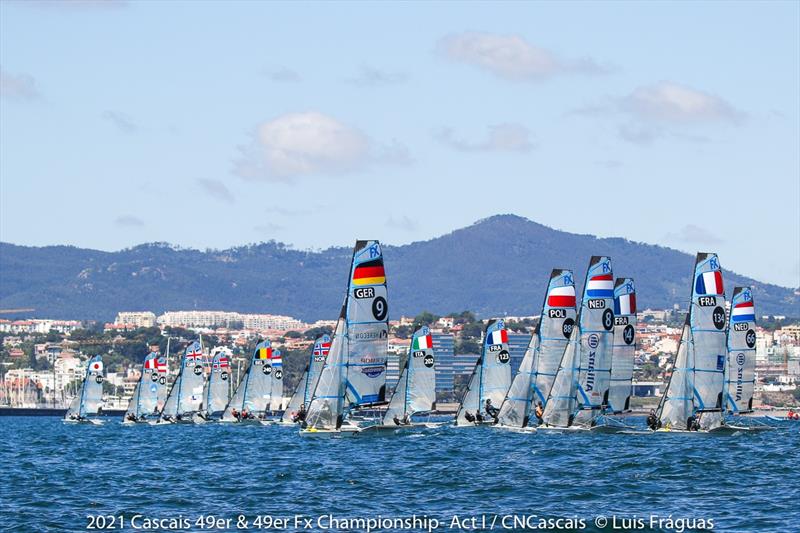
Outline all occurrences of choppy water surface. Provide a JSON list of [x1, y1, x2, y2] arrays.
[[1, 417, 798, 532]]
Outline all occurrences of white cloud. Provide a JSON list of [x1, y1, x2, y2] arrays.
[[265, 67, 301, 83], [438, 32, 607, 81], [234, 112, 384, 182], [196, 178, 234, 204], [623, 82, 744, 123], [436, 123, 535, 153], [346, 65, 408, 87], [0, 68, 40, 101], [114, 215, 144, 227], [102, 110, 136, 133], [665, 224, 724, 245]]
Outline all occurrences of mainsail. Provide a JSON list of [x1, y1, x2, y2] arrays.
[[222, 339, 278, 420], [204, 348, 232, 417], [66, 355, 104, 419], [268, 349, 284, 411], [607, 278, 636, 414], [657, 253, 727, 430], [455, 319, 511, 425], [497, 269, 577, 427], [541, 329, 579, 427], [281, 334, 331, 423], [724, 286, 757, 414], [124, 351, 167, 420], [305, 240, 389, 430], [572, 256, 616, 427], [382, 326, 436, 425], [161, 340, 206, 419]]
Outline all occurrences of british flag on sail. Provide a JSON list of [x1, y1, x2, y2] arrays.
[[185, 341, 203, 363], [731, 291, 755, 323], [586, 273, 614, 298], [487, 328, 508, 345], [695, 270, 724, 296]]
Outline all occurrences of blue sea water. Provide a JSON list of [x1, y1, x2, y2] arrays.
[[0, 417, 798, 533]]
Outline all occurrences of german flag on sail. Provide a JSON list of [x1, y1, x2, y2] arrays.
[[352, 258, 386, 286]]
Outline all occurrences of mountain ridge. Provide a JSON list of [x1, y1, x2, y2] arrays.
[[1, 214, 797, 321]]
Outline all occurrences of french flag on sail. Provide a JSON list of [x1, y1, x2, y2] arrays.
[[487, 329, 508, 345], [695, 271, 724, 296], [548, 285, 576, 308], [586, 274, 614, 298], [732, 300, 755, 323], [615, 293, 637, 316]]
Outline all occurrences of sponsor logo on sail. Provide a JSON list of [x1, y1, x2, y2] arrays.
[[362, 366, 385, 378]]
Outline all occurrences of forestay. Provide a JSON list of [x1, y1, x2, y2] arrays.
[[607, 278, 636, 414], [724, 287, 757, 414], [573, 256, 615, 427], [497, 269, 577, 427], [383, 326, 436, 424]]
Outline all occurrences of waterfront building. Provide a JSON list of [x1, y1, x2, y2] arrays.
[[114, 311, 157, 328]]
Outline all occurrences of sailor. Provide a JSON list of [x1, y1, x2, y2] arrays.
[[647, 409, 659, 430], [402, 414, 411, 425], [126, 413, 137, 423], [464, 411, 476, 423], [534, 402, 544, 425], [686, 414, 699, 431], [788, 409, 796, 420], [485, 399, 499, 422], [475, 411, 484, 424], [393, 415, 402, 426], [231, 407, 240, 420]]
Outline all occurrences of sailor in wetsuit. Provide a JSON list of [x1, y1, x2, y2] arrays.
[[126, 413, 138, 423], [534, 402, 544, 425], [686, 413, 700, 431], [485, 399, 500, 423], [647, 409, 659, 430], [292, 404, 307, 424], [464, 411, 476, 424]]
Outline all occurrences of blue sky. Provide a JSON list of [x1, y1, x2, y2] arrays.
[[1, 0, 798, 287]]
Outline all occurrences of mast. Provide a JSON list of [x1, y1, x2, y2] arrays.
[[455, 319, 510, 425]]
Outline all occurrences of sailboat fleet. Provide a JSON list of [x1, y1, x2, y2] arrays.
[[64, 242, 770, 435]]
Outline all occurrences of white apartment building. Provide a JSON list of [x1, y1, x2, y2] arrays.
[[157, 310, 307, 331], [115, 311, 157, 328]]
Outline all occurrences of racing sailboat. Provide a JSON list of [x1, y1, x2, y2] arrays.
[[541, 256, 615, 430], [370, 325, 437, 431], [221, 340, 280, 423], [281, 334, 331, 425], [123, 350, 167, 424], [455, 319, 512, 426], [302, 240, 389, 436], [159, 340, 207, 424], [605, 278, 637, 414], [198, 347, 232, 422], [656, 253, 728, 432], [497, 269, 577, 429], [64, 355, 105, 425]]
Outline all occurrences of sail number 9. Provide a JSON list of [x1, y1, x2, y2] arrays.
[[372, 296, 388, 321]]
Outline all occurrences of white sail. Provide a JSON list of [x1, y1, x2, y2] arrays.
[[658, 253, 727, 430], [573, 256, 615, 427], [541, 333, 579, 427], [66, 355, 104, 419], [161, 340, 206, 419], [724, 287, 757, 414], [281, 334, 331, 423], [268, 349, 284, 411], [455, 319, 511, 425], [498, 269, 577, 427], [383, 326, 436, 424], [204, 348, 232, 416], [221, 339, 276, 420], [607, 278, 636, 414], [125, 351, 167, 420], [306, 315, 347, 429]]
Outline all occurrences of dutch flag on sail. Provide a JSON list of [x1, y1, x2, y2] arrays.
[[732, 300, 755, 323], [586, 273, 614, 298], [487, 329, 508, 346], [270, 351, 282, 367], [695, 271, 724, 296]]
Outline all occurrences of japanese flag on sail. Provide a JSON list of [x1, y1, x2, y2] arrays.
[[695, 271, 724, 295], [413, 333, 433, 350], [487, 329, 508, 346], [614, 293, 636, 316], [548, 285, 576, 308], [89, 360, 103, 373], [732, 300, 755, 323], [586, 273, 614, 298]]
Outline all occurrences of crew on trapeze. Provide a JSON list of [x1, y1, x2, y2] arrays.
[[485, 399, 500, 423], [392, 413, 411, 426], [647, 409, 660, 431], [686, 413, 701, 431]]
